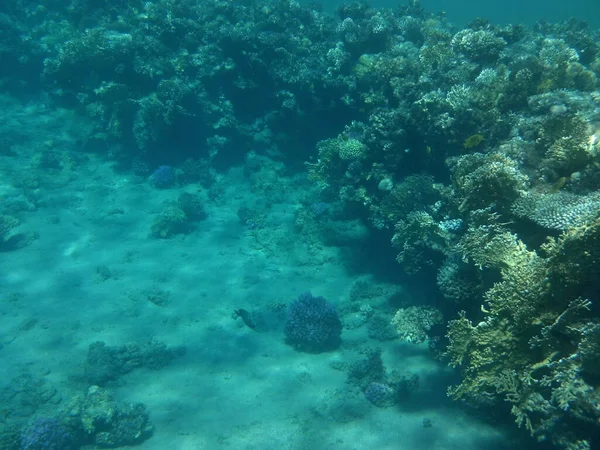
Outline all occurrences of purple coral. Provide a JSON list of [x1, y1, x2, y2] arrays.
[[310, 202, 330, 217], [364, 382, 396, 408], [19, 417, 74, 450], [149, 165, 176, 188], [284, 292, 342, 353]]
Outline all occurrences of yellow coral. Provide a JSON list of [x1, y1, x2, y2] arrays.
[[338, 138, 366, 160]]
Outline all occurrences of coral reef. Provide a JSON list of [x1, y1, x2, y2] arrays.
[[80, 386, 153, 447], [446, 216, 600, 449], [1, 0, 600, 447], [0, 370, 154, 449]]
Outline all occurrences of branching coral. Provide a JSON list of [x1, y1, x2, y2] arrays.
[[436, 258, 484, 305], [447, 217, 600, 449], [391, 306, 443, 344], [451, 29, 507, 62], [457, 225, 524, 270], [391, 210, 447, 274], [309, 136, 366, 186], [448, 152, 529, 213], [536, 113, 596, 177], [379, 174, 440, 225], [284, 292, 342, 353]]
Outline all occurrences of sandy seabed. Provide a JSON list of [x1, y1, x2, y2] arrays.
[[0, 95, 523, 450]]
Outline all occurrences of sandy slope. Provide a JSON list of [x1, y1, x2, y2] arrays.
[[0, 96, 524, 450]]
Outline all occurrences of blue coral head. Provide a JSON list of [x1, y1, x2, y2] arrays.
[[364, 382, 396, 408], [149, 165, 176, 188], [19, 416, 75, 450], [284, 291, 342, 353]]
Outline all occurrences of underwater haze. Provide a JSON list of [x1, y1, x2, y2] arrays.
[[1, 0, 600, 449], [316, 0, 600, 28]]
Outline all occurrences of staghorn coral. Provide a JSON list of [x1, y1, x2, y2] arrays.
[[446, 217, 600, 449], [448, 152, 529, 213]]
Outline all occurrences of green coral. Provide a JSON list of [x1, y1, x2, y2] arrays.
[[150, 193, 206, 238], [448, 152, 529, 213], [579, 323, 600, 376], [538, 38, 581, 90], [542, 215, 600, 295], [379, 174, 440, 224], [314, 136, 366, 163], [457, 225, 524, 270], [338, 138, 367, 160], [391, 306, 443, 344], [451, 29, 507, 62], [309, 136, 365, 185], [150, 203, 188, 238], [537, 113, 595, 177], [353, 54, 378, 80], [391, 210, 447, 274]]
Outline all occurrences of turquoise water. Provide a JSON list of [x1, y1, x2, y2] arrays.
[[318, 0, 600, 27], [1, 1, 599, 449]]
